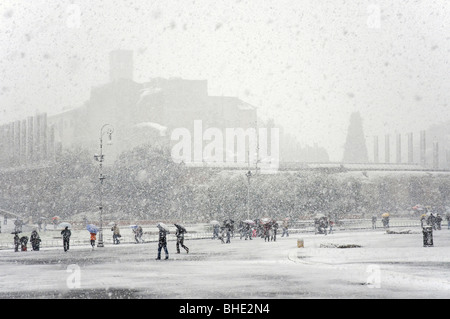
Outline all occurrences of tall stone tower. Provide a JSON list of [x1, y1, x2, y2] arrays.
[[342, 112, 369, 163]]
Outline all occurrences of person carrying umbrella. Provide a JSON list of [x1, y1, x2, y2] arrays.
[[30, 229, 41, 251], [212, 223, 220, 239], [271, 220, 279, 241], [13, 232, 20, 252], [111, 223, 121, 244], [133, 225, 144, 243], [281, 219, 289, 237], [175, 224, 189, 254], [61, 226, 71, 252], [90, 232, 96, 249], [20, 236, 28, 251], [156, 224, 169, 260]]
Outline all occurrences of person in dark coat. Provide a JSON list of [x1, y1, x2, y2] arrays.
[[20, 236, 28, 251], [245, 223, 252, 240], [13, 232, 20, 252], [111, 223, 121, 244], [134, 225, 143, 243], [218, 226, 226, 244], [175, 224, 189, 254], [281, 220, 289, 237], [436, 214, 442, 230], [156, 225, 169, 260], [212, 223, 220, 239], [61, 226, 71, 252], [272, 221, 279, 242], [225, 224, 231, 244], [30, 230, 41, 251], [371, 215, 377, 229]]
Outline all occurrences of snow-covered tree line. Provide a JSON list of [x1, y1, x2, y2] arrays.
[[1, 144, 450, 223]]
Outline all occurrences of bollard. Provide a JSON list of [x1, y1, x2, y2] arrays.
[[422, 226, 433, 247], [297, 238, 304, 248]]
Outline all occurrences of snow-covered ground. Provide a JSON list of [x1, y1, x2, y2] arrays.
[[0, 222, 449, 299]]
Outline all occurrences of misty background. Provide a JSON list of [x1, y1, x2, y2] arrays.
[[1, 0, 449, 161]]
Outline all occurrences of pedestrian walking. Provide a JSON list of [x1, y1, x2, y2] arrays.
[[281, 220, 289, 237], [218, 226, 225, 244], [13, 232, 20, 252], [90, 232, 96, 249], [226, 225, 231, 244], [30, 230, 41, 251], [20, 236, 28, 251], [133, 225, 144, 243], [156, 224, 169, 260], [245, 223, 252, 240], [61, 226, 71, 252], [212, 223, 220, 239], [175, 224, 189, 254], [111, 223, 121, 244], [436, 214, 442, 230], [371, 215, 377, 229], [263, 223, 272, 242], [272, 221, 278, 241]]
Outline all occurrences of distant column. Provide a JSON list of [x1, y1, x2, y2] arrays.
[[433, 141, 439, 169], [9, 122, 15, 165], [0, 125, 6, 166], [373, 136, 379, 163], [14, 121, 21, 165], [385, 134, 390, 163], [48, 125, 55, 162], [396, 133, 401, 163], [20, 119, 27, 165], [5, 123, 14, 167], [27, 116, 34, 163], [420, 130, 426, 166], [40, 113, 48, 161], [446, 150, 450, 169], [407, 133, 413, 164], [33, 115, 41, 162]]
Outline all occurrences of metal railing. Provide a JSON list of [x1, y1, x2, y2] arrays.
[[1, 219, 448, 250]]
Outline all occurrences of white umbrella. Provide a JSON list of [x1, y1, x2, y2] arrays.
[[58, 222, 72, 229], [243, 219, 255, 224], [157, 222, 169, 232], [209, 220, 220, 225]]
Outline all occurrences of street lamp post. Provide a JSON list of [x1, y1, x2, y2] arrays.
[[94, 124, 114, 247], [246, 170, 252, 220]]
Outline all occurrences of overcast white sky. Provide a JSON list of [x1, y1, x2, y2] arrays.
[[1, 0, 449, 161]]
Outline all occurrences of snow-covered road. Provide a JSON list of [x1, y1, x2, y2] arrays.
[[0, 228, 449, 299]]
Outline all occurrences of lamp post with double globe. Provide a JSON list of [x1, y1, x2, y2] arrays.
[[94, 124, 114, 247]]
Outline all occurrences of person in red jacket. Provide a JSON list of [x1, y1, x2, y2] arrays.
[[90, 232, 96, 249]]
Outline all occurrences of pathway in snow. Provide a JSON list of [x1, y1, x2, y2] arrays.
[[0, 228, 449, 298]]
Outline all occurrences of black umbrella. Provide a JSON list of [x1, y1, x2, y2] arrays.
[[174, 223, 187, 233]]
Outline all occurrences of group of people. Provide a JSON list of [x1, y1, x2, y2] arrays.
[[212, 219, 234, 243], [212, 218, 290, 243], [314, 216, 333, 235], [12, 229, 42, 252], [420, 212, 444, 230], [155, 223, 189, 260], [370, 214, 390, 229]]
